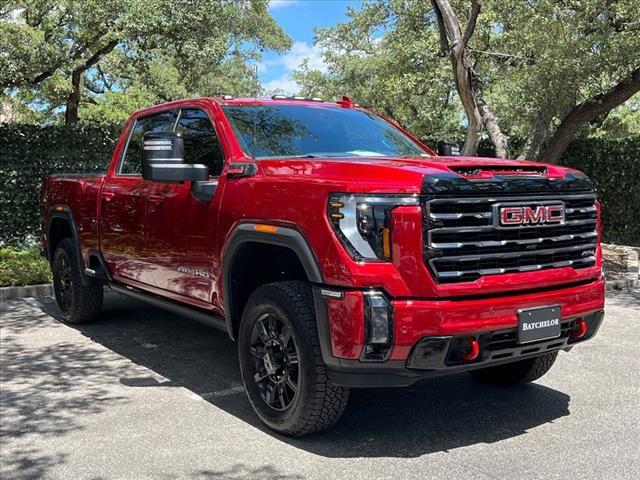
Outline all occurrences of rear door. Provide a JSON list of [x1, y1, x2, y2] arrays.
[[100, 110, 178, 282], [144, 107, 226, 305]]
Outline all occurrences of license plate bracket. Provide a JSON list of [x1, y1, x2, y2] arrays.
[[517, 305, 561, 344]]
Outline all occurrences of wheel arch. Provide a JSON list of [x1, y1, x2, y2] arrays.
[[221, 223, 323, 340], [47, 208, 92, 286]]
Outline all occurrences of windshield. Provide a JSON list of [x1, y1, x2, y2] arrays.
[[221, 104, 429, 159]]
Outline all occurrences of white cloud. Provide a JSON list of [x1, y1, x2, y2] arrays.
[[268, 0, 301, 9], [279, 41, 328, 73], [259, 41, 327, 95], [262, 75, 301, 95]]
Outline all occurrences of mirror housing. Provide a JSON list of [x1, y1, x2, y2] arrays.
[[142, 132, 208, 183], [437, 140, 461, 156]]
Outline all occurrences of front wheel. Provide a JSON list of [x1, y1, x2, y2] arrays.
[[470, 352, 558, 386], [238, 281, 349, 436], [52, 238, 103, 324]]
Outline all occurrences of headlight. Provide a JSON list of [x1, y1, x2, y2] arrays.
[[328, 194, 420, 261]]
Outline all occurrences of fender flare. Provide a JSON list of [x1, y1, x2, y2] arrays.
[[47, 207, 92, 286], [221, 223, 323, 339]]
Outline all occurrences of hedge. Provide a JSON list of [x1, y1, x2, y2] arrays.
[[0, 123, 638, 246], [0, 123, 120, 244], [560, 138, 640, 247]]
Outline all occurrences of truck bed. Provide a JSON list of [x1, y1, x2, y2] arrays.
[[41, 174, 106, 264]]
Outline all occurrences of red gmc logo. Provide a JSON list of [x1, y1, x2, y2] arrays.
[[496, 203, 565, 227]]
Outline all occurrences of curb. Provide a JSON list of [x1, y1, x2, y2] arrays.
[[0, 284, 53, 302]]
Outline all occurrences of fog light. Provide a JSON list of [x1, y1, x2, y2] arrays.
[[361, 292, 393, 361], [571, 318, 588, 339]]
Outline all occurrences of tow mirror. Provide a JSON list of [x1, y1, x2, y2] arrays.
[[437, 140, 461, 156], [142, 132, 208, 183]]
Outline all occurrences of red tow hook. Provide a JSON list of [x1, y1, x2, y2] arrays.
[[460, 336, 480, 361], [571, 318, 588, 339]]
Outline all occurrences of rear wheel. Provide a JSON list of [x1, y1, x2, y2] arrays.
[[238, 281, 349, 436], [52, 238, 103, 324], [470, 352, 558, 386]]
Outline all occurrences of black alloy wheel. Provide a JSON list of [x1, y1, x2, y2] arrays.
[[53, 250, 73, 313], [238, 281, 349, 436], [249, 313, 300, 411], [51, 238, 103, 324]]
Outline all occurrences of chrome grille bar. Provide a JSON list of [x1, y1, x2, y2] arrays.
[[424, 192, 598, 283]]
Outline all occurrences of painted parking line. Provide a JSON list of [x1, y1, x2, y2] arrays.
[[196, 385, 246, 401]]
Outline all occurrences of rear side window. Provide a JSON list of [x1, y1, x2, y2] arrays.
[[119, 110, 178, 175], [175, 108, 224, 176]]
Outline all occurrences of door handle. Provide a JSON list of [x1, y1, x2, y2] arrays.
[[103, 192, 115, 202], [148, 195, 165, 205]]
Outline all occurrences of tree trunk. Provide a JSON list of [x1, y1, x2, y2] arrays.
[[432, 0, 508, 157], [64, 70, 82, 124], [62, 39, 119, 125], [475, 85, 509, 157], [517, 109, 553, 160], [540, 67, 640, 164]]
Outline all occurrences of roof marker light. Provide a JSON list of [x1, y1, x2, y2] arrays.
[[337, 96, 354, 108]]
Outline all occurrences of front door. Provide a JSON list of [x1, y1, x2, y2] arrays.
[[144, 106, 226, 306]]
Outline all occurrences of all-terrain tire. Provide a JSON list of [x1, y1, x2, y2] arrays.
[[470, 352, 558, 386], [238, 281, 349, 436], [52, 238, 103, 324]]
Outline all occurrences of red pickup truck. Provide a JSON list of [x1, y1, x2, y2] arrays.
[[41, 96, 605, 436]]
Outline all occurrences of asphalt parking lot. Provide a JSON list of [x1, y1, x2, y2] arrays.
[[1, 289, 638, 480]]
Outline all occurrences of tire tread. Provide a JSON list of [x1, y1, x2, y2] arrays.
[[54, 238, 103, 324], [271, 281, 349, 436]]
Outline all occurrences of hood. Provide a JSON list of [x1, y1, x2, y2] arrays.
[[259, 155, 587, 194]]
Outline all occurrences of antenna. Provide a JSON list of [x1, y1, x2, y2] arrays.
[[252, 63, 258, 160]]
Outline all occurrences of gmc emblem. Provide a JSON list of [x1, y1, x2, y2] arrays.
[[493, 202, 565, 228]]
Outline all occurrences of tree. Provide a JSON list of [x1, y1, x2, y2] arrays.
[[431, 0, 508, 157], [295, 0, 640, 162], [1, 0, 290, 124], [294, 0, 463, 141]]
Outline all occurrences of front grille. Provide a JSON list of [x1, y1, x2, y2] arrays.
[[424, 193, 598, 283]]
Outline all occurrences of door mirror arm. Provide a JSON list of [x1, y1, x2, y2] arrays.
[[191, 180, 218, 202]]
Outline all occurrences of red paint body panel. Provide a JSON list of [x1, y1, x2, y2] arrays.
[[41, 96, 605, 368], [389, 277, 605, 360], [326, 291, 366, 359]]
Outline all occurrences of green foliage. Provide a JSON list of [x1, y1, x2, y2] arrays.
[[561, 138, 640, 247], [0, 124, 637, 247], [1, 0, 290, 123], [294, 0, 640, 156], [0, 246, 52, 286], [587, 93, 640, 139], [483, 0, 640, 147], [0, 123, 119, 243], [295, 0, 462, 140]]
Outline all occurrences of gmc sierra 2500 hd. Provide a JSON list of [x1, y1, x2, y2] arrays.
[[41, 96, 605, 436]]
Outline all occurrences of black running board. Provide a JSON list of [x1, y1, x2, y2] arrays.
[[109, 284, 227, 333]]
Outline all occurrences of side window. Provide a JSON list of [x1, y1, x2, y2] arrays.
[[175, 108, 224, 177], [119, 110, 178, 175]]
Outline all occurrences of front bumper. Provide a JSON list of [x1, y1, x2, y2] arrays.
[[313, 277, 605, 387]]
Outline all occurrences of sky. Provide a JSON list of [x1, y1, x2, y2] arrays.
[[261, 0, 361, 95]]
